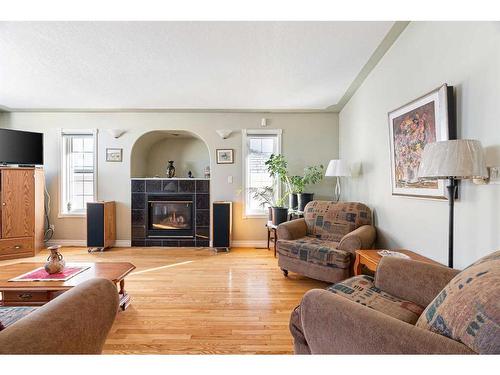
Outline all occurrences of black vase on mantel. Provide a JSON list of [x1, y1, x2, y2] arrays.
[[297, 193, 314, 211], [166, 160, 176, 178]]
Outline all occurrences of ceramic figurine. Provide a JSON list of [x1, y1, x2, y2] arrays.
[[45, 245, 65, 274]]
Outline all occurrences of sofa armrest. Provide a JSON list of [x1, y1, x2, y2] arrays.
[[337, 225, 376, 253], [375, 257, 459, 307], [0, 278, 119, 354], [277, 218, 307, 240], [299, 289, 474, 354]]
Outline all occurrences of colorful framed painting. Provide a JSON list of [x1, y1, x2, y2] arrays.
[[216, 149, 234, 164], [106, 148, 123, 162], [388, 84, 456, 199]]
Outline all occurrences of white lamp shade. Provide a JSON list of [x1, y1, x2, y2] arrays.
[[418, 139, 488, 180], [325, 159, 351, 177]]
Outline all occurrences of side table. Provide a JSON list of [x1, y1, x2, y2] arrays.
[[354, 249, 442, 276], [265, 221, 278, 258]]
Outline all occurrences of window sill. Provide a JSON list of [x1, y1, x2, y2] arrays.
[[243, 214, 268, 220], [58, 213, 86, 218]]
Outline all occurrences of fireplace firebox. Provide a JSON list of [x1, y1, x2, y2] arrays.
[[147, 194, 195, 238]]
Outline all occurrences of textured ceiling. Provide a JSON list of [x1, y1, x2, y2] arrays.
[[0, 21, 393, 110]]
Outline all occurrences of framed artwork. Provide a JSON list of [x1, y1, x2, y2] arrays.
[[388, 84, 456, 199], [106, 148, 123, 162], [216, 149, 234, 164]]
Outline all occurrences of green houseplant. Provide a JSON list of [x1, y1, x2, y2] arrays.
[[264, 154, 290, 225], [291, 164, 325, 211], [250, 186, 275, 221]]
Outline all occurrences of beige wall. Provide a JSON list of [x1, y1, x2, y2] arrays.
[[339, 21, 500, 268], [0, 112, 339, 244]]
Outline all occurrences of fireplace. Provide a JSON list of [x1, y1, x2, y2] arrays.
[[131, 179, 210, 247], [147, 194, 195, 238]]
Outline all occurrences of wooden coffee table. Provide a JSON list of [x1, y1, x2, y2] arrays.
[[354, 249, 442, 276], [0, 262, 136, 310]]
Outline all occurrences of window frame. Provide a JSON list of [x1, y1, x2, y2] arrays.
[[242, 128, 282, 219], [59, 129, 98, 218]]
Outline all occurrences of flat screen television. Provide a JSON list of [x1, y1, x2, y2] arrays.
[[0, 128, 44, 166]]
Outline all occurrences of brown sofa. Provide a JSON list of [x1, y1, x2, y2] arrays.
[[0, 278, 119, 354], [291, 251, 500, 354], [277, 201, 376, 283]]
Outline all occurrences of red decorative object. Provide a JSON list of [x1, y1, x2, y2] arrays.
[[9, 265, 89, 282]]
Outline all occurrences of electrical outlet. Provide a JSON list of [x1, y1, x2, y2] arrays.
[[50, 224, 55, 231], [227, 175, 233, 184]]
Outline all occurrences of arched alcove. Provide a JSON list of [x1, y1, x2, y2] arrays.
[[131, 130, 210, 178]]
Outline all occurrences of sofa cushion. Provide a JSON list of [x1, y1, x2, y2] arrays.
[[277, 236, 350, 269], [327, 275, 425, 324], [304, 201, 372, 242], [416, 250, 500, 354], [0, 306, 38, 331]]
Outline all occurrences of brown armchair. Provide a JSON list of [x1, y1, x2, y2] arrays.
[[290, 251, 500, 354], [277, 201, 376, 283]]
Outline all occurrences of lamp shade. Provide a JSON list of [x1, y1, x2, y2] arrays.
[[418, 139, 488, 180], [325, 159, 351, 177]]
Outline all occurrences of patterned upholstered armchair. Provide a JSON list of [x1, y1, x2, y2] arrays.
[[277, 201, 376, 283], [290, 251, 500, 354]]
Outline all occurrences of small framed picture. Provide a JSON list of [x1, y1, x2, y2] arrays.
[[106, 148, 123, 162], [216, 149, 234, 164]]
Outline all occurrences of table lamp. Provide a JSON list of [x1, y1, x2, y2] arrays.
[[418, 139, 488, 267], [325, 159, 351, 202]]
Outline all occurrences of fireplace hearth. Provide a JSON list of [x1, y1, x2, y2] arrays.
[[131, 178, 210, 247], [147, 195, 194, 238]]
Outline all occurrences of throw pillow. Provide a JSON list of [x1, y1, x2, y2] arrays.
[[416, 250, 500, 354]]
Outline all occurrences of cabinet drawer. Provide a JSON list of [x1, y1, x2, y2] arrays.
[[3, 291, 51, 303], [0, 237, 34, 256]]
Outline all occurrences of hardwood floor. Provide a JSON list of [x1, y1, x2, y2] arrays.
[[0, 247, 327, 354]]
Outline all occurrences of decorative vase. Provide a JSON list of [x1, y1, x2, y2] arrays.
[[45, 245, 65, 274], [166, 160, 176, 178], [297, 193, 314, 211], [271, 207, 288, 226], [288, 193, 298, 210]]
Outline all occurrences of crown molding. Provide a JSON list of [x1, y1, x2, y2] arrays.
[[327, 21, 410, 112]]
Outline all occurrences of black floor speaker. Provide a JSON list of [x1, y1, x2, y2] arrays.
[[212, 201, 232, 251]]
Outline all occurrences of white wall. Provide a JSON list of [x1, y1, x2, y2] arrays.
[[339, 22, 500, 268], [0, 112, 338, 244]]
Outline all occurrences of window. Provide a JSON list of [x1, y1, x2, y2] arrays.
[[242, 129, 282, 217], [60, 129, 97, 216]]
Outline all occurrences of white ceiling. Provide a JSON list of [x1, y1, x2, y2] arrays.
[[0, 22, 394, 110]]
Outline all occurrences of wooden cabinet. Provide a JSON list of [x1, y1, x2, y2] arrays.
[[0, 168, 45, 260]]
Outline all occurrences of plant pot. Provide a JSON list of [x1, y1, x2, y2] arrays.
[[288, 193, 298, 210], [267, 206, 273, 222], [271, 207, 288, 226], [297, 193, 314, 211]]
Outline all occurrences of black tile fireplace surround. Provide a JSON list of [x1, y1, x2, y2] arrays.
[[131, 178, 210, 247]]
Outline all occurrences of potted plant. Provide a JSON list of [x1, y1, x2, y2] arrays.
[[288, 175, 303, 210], [250, 186, 275, 221], [264, 154, 291, 225], [295, 165, 325, 211]]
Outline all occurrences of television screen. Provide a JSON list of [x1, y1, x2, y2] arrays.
[[0, 128, 44, 165]]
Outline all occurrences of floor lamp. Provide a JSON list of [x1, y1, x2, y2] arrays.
[[418, 139, 488, 268], [325, 160, 351, 202]]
